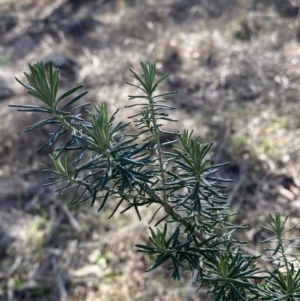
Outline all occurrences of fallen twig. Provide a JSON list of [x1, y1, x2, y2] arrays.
[[50, 197, 82, 233], [51, 258, 69, 301]]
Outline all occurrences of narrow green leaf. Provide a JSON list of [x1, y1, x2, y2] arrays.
[[25, 118, 59, 132], [57, 84, 85, 103], [229, 283, 247, 301], [108, 197, 125, 218], [60, 91, 88, 110], [154, 73, 169, 86]]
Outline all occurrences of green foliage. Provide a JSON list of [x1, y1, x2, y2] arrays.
[[260, 213, 300, 301], [10, 61, 300, 300]]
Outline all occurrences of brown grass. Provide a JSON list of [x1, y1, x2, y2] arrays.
[[1, 0, 300, 300]]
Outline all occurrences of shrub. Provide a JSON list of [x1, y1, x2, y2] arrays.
[[10, 61, 300, 300]]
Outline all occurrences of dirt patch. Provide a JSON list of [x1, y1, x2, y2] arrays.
[[1, 0, 300, 300]]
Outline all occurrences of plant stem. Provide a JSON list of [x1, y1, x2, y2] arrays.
[[148, 94, 167, 203], [143, 183, 206, 242]]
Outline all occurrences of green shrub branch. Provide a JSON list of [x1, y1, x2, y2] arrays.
[[10, 61, 300, 301]]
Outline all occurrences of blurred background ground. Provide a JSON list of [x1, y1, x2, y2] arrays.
[[0, 0, 300, 300]]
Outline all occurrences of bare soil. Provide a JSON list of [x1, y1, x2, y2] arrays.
[[0, 0, 300, 300]]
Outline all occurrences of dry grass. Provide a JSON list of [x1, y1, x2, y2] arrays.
[[1, 0, 300, 300]]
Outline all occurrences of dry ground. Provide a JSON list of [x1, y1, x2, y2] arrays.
[[0, 0, 300, 300]]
